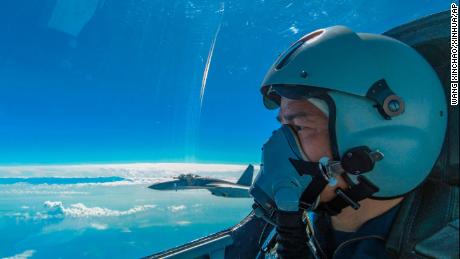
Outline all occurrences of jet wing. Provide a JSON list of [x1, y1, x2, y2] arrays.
[[206, 183, 249, 189], [205, 183, 250, 198]]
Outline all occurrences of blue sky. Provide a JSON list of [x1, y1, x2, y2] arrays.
[[0, 0, 450, 165]]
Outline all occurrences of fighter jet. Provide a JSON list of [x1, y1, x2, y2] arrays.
[[148, 164, 254, 198]]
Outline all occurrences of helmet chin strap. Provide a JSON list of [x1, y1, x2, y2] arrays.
[[290, 146, 382, 216]]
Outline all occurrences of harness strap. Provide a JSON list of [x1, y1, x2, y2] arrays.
[[318, 176, 379, 216], [289, 159, 329, 210], [289, 159, 380, 215]]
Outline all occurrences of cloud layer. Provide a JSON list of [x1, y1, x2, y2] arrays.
[[38, 201, 157, 219], [0, 163, 258, 186], [167, 205, 186, 213], [6, 201, 157, 221], [3, 250, 36, 259]]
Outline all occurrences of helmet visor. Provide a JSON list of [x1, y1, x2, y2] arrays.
[[262, 84, 327, 109]]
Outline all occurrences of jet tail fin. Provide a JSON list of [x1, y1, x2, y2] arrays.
[[236, 164, 254, 186]]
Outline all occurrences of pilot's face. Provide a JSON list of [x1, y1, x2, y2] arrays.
[[277, 97, 332, 161], [278, 96, 347, 202]]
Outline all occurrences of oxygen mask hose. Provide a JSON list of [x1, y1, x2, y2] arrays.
[[275, 210, 309, 259], [250, 125, 325, 258]]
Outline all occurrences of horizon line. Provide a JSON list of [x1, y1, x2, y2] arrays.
[[0, 161, 260, 168]]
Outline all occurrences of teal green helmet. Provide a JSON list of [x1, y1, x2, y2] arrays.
[[261, 26, 447, 198]]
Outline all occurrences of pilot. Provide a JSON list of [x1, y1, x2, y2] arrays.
[[250, 26, 458, 258]]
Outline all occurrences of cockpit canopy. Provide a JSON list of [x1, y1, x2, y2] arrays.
[[174, 174, 201, 181]]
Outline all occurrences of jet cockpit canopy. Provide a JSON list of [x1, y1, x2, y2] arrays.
[[174, 174, 201, 181]]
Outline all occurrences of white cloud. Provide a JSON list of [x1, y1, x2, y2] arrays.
[[15, 201, 157, 220], [45, 201, 156, 218], [2, 250, 36, 259], [168, 205, 187, 213], [121, 227, 132, 233], [0, 187, 88, 195], [6, 212, 31, 220], [90, 223, 108, 230], [175, 221, 191, 226]]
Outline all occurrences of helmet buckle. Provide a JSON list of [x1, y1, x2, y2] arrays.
[[341, 146, 382, 175]]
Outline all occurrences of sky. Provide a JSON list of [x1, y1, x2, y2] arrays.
[[0, 0, 451, 165]]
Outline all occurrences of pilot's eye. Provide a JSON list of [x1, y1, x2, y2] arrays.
[[293, 125, 302, 132]]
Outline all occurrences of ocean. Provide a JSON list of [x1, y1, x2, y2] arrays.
[[0, 163, 254, 258]]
